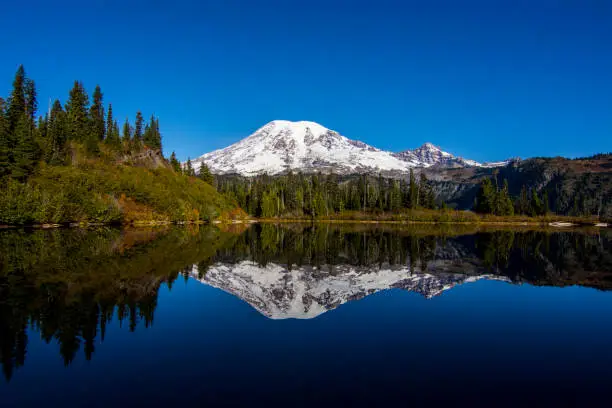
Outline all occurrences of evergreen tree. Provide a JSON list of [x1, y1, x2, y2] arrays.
[[89, 85, 105, 141], [542, 190, 550, 215], [530, 187, 542, 216], [498, 180, 514, 216], [169, 151, 181, 173], [0, 98, 9, 177], [185, 158, 195, 176], [105, 103, 114, 138], [11, 113, 39, 180], [516, 185, 529, 215], [47, 100, 68, 165], [7, 65, 26, 133], [65, 81, 90, 143], [198, 163, 214, 185], [112, 120, 120, 145], [409, 169, 417, 209], [104, 104, 120, 149], [153, 117, 162, 152], [142, 115, 162, 150], [133, 111, 144, 151], [390, 180, 402, 211], [475, 178, 495, 213], [419, 173, 435, 209], [122, 118, 132, 146], [24, 78, 37, 122]]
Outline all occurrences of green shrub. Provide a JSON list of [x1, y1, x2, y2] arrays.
[[0, 160, 235, 225]]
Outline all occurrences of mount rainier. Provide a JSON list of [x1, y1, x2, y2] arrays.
[[190, 120, 508, 176]]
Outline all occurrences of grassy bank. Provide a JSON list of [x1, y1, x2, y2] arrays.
[[256, 208, 609, 226], [0, 155, 243, 226]]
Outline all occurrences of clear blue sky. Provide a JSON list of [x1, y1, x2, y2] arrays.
[[1, 0, 611, 162]]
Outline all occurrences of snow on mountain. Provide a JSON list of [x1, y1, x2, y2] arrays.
[[191, 120, 419, 176], [190, 261, 510, 319], [394, 142, 483, 168], [189, 120, 509, 176], [480, 159, 514, 168]]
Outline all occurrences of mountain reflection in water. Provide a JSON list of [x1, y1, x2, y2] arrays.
[[1, 224, 611, 383]]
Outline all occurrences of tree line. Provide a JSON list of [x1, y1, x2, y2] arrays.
[[0, 65, 163, 182], [474, 177, 550, 216], [213, 169, 436, 217], [172, 156, 215, 185]]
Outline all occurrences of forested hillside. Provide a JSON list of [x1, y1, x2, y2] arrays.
[[424, 156, 612, 218], [0, 66, 237, 225], [212, 156, 612, 220]]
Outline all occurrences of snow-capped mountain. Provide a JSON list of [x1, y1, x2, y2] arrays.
[[190, 261, 510, 319], [394, 142, 482, 168], [190, 120, 509, 176], [191, 120, 419, 176]]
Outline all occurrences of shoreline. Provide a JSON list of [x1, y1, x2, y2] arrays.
[[0, 218, 609, 229], [254, 217, 609, 228]]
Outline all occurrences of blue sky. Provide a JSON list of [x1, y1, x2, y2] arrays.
[[1, 0, 611, 162]]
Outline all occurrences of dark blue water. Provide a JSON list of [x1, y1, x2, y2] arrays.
[[1, 225, 612, 407]]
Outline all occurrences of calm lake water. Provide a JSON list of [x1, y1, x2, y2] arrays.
[[1, 224, 612, 407]]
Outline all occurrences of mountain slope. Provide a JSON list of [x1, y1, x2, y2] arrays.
[[394, 142, 482, 168], [191, 120, 503, 176], [193, 120, 418, 176], [0, 145, 238, 225]]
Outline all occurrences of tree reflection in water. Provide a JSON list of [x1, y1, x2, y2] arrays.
[[1, 224, 611, 380]]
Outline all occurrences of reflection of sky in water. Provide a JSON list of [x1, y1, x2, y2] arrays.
[[5, 277, 612, 407], [1, 226, 612, 407]]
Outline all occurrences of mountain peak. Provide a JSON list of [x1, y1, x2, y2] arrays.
[[263, 120, 333, 136], [190, 120, 508, 175], [420, 142, 440, 150], [193, 120, 413, 176]]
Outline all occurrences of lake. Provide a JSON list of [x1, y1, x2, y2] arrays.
[[1, 224, 612, 407]]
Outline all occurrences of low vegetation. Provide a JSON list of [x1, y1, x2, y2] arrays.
[[0, 66, 240, 225]]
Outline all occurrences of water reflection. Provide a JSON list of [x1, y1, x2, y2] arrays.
[[194, 225, 612, 318], [1, 224, 611, 381], [0, 226, 234, 381]]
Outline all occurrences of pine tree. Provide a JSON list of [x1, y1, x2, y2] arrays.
[[530, 188, 542, 217], [105, 103, 114, 138], [198, 163, 214, 185], [11, 113, 39, 180], [418, 173, 434, 209], [143, 115, 155, 148], [65, 81, 90, 143], [133, 111, 144, 151], [475, 178, 495, 213], [0, 98, 9, 177], [90, 85, 105, 141], [104, 104, 121, 149], [497, 179, 514, 216], [142, 115, 162, 151], [122, 118, 132, 146], [186, 158, 195, 176], [153, 117, 162, 152], [409, 169, 418, 209], [7, 65, 26, 133], [24, 78, 37, 122], [48, 100, 67, 165], [542, 190, 550, 215], [169, 151, 181, 173], [390, 180, 402, 211], [112, 120, 120, 145], [516, 185, 529, 215]]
